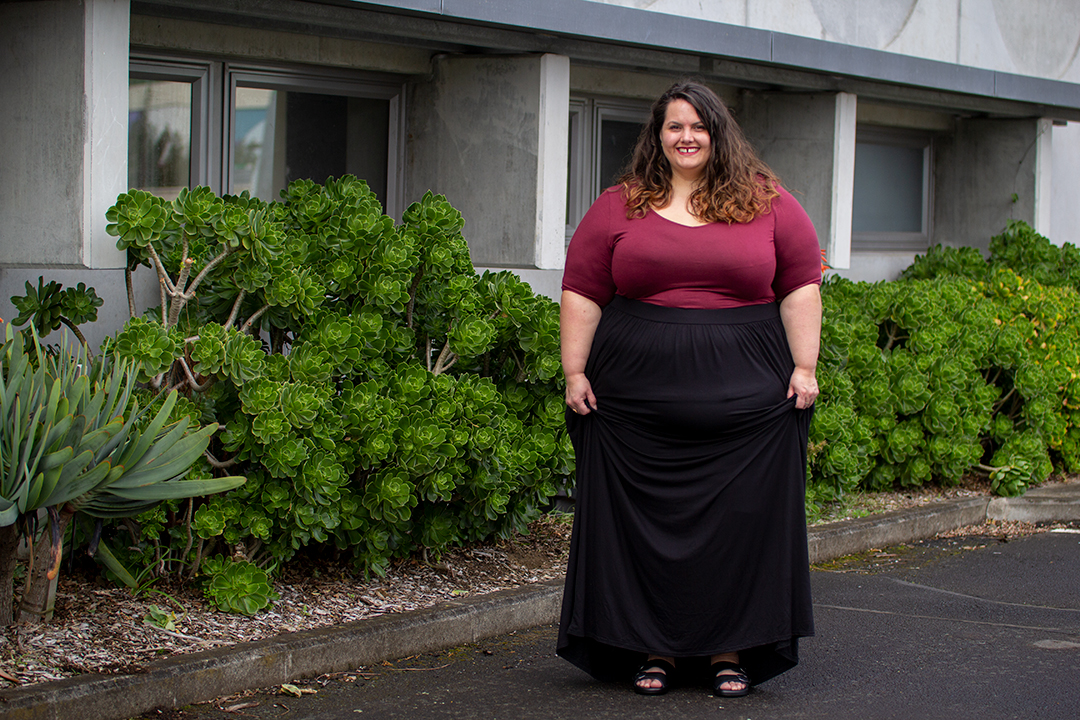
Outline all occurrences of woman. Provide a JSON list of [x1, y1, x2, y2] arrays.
[[557, 80, 822, 698]]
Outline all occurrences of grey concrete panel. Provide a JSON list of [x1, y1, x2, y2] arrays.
[[405, 55, 544, 267], [438, 0, 773, 64], [933, 118, 1039, 251], [772, 32, 997, 99], [0, 1, 85, 267], [138, 0, 1080, 119], [994, 71, 1080, 113], [740, 92, 838, 248], [358, 0, 1080, 112]]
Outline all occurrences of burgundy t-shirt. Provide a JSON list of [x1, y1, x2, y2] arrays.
[[562, 186, 822, 309]]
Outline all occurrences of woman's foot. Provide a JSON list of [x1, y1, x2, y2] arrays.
[[633, 656, 675, 695], [710, 652, 750, 697]]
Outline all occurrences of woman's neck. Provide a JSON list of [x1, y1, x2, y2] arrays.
[[654, 175, 708, 226]]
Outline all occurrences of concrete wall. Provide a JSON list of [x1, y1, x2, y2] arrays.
[[2, 0, 88, 267], [933, 118, 1041, 251], [129, 14, 431, 75], [0, 0, 127, 270], [588, 0, 1080, 84], [406, 54, 569, 270], [0, 0, 134, 349], [740, 91, 854, 268]]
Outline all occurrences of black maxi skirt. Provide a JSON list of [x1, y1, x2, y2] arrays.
[[557, 295, 815, 687]]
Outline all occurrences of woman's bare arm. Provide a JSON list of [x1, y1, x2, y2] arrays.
[[561, 290, 603, 414], [779, 283, 822, 410]]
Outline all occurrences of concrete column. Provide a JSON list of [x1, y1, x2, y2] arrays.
[[1034, 118, 1053, 238], [933, 118, 1041, 252], [0, 0, 128, 269], [1051, 121, 1080, 247], [740, 91, 856, 269], [405, 53, 570, 269]]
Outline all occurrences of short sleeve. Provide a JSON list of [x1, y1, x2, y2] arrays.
[[771, 187, 823, 299], [562, 189, 620, 307]]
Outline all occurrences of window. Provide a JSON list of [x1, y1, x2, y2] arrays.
[[129, 55, 403, 214], [129, 58, 214, 199], [851, 127, 933, 251], [566, 97, 649, 239]]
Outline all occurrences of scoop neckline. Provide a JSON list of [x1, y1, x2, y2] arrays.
[[648, 208, 711, 228]]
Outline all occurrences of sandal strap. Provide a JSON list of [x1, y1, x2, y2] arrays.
[[710, 661, 749, 683], [637, 658, 676, 676]]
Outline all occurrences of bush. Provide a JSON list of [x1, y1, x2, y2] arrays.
[[811, 221, 1080, 506], [97, 178, 568, 579]]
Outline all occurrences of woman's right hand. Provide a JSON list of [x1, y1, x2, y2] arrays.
[[565, 372, 597, 415]]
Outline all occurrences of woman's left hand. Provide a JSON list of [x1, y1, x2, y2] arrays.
[[787, 366, 818, 409]]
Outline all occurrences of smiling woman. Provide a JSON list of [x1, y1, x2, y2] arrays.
[[558, 80, 823, 699]]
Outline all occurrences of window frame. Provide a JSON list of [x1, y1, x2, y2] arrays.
[[225, 64, 404, 214], [851, 126, 934, 252], [129, 55, 221, 192], [566, 95, 650, 242], [129, 53, 406, 216]]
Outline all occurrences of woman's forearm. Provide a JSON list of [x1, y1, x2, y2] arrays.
[[779, 283, 822, 371], [561, 290, 603, 413], [561, 290, 603, 375], [779, 283, 822, 408]]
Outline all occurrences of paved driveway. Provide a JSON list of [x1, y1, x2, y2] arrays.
[[168, 528, 1080, 720]]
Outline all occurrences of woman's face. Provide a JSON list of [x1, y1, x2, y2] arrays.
[[660, 99, 711, 183]]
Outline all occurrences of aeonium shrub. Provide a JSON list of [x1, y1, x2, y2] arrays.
[[811, 222, 1080, 506], [99, 177, 568, 579]]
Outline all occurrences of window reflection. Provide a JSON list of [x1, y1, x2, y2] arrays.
[[129, 79, 191, 200], [231, 87, 390, 204], [852, 142, 925, 233], [598, 118, 641, 190]]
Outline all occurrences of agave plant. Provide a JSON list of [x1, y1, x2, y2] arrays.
[[0, 325, 245, 625]]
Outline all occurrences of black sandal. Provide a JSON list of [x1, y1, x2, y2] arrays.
[[711, 660, 750, 698], [632, 658, 675, 695]]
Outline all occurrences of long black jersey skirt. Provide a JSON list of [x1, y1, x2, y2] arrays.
[[557, 295, 815, 686]]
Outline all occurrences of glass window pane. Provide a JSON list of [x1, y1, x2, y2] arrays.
[[598, 119, 641, 192], [232, 87, 389, 204], [129, 79, 191, 200], [852, 142, 924, 233]]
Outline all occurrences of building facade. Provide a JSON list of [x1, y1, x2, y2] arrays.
[[4, 0, 1080, 345]]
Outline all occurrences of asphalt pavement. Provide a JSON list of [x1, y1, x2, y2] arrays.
[[161, 528, 1080, 720], [1, 483, 1077, 720]]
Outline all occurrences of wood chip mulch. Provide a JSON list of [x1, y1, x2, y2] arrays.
[[0, 515, 572, 689]]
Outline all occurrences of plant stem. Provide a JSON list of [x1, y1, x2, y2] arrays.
[[177, 356, 213, 392], [167, 258, 196, 328], [59, 316, 89, 351], [204, 451, 239, 469], [225, 290, 247, 330], [240, 304, 270, 334], [433, 340, 457, 375], [126, 262, 137, 319], [0, 524, 20, 626], [17, 504, 75, 625], [183, 247, 233, 303], [406, 268, 424, 329]]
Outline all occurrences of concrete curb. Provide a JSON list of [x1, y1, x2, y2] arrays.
[[806, 496, 990, 564], [1, 491, 1077, 720]]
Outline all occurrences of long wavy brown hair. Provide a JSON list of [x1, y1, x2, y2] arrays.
[[619, 81, 778, 223]]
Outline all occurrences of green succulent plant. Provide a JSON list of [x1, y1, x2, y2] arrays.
[[202, 556, 279, 616]]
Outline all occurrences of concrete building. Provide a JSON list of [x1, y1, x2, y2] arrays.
[[4, 0, 1080, 345]]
